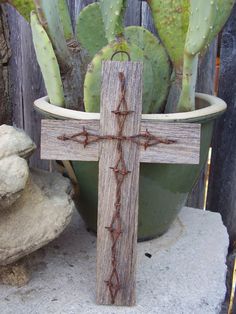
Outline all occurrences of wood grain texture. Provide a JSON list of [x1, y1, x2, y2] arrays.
[[207, 4, 236, 248], [6, 6, 48, 169], [140, 121, 200, 164], [0, 5, 11, 125], [41, 119, 100, 161], [41, 119, 200, 164], [96, 61, 142, 306], [141, 2, 157, 35], [125, 0, 142, 26]]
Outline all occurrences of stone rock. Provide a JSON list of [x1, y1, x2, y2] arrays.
[[0, 259, 30, 287], [0, 169, 74, 265], [0, 155, 29, 210], [0, 124, 36, 159]]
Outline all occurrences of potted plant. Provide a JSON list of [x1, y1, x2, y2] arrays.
[[5, 0, 233, 240]]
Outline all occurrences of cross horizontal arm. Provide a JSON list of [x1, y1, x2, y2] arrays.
[[41, 119, 200, 165]]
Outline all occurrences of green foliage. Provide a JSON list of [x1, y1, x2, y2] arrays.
[[177, 0, 235, 112], [100, 0, 127, 42], [57, 0, 73, 41], [84, 39, 155, 113], [6, 0, 234, 113], [124, 26, 171, 113], [147, 0, 190, 71], [76, 3, 108, 59], [206, 0, 235, 49], [34, 0, 71, 62], [30, 11, 64, 106]]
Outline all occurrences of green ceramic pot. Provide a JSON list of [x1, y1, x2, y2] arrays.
[[34, 93, 226, 241]]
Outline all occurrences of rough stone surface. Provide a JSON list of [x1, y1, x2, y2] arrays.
[[0, 124, 36, 159], [0, 259, 30, 287], [0, 169, 74, 266], [0, 207, 228, 314], [0, 155, 29, 210]]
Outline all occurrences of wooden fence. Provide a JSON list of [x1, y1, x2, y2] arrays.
[[1, 1, 235, 240]]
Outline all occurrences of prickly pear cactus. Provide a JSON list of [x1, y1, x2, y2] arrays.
[[57, 0, 74, 41], [84, 40, 155, 113], [177, 0, 235, 112], [31, 11, 64, 106], [147, 0, 190, 70], [76, 3, 108, 58], [100, 0, 126, 42], [124, 26, 171, 113], [206, 0, 235, 48], [34, 0, 70, 62], [147, 0, 190, 112]]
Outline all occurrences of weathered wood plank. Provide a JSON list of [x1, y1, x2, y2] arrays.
[[141, 2, 157, 34], [96, 61, 142, 306], [6, 6, 48, 169], [41, 119, 200, 164], [41, 119, 100, 161], [0, 5, 11, 125], [140, 121, 200, 164], [207, 4, 236, 248], [125, 0, 142, 26]]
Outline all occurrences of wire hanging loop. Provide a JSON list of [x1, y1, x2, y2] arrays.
[[111, 50, 131, 62]]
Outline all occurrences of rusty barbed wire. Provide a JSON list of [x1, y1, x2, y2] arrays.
[[58, 71, 176, 304]]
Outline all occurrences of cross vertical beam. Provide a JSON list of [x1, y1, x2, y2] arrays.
[[40, 60, 201, 308], [96, 61, 142, 306]]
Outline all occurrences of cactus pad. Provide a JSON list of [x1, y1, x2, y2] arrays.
[[177, 0, 235, 112], [76, 3, 108, 58], [31, 11, 65, 107], [34, 0, 70, 62], [207, 0, 235, 49], [185, 0, 216, 56], [147, 0, 190, 70], [100, 0, 127, 42], [125, 26, 171, 113], [84, 39, 154, 113], [57, 0, 74, 41]]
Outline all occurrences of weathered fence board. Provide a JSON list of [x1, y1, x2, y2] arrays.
[[207, 4, 236, 249], [0, 5, 11, 125], [7, 6, 47, 169]]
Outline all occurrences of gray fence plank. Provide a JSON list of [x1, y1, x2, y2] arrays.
[[7, 7, 48, 169], [125, 0, 141, 26], [207, 4, 236, 248], [141, 2, 157, 34], [0, 5, 11, 125]]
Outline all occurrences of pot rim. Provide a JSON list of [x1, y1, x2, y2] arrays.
[[34, 93, 227, 123]]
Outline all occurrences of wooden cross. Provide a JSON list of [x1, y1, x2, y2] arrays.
[[40, 61, 200, 307]]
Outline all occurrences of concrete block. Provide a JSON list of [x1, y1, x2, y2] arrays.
[[0, 207, 228, 314]]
